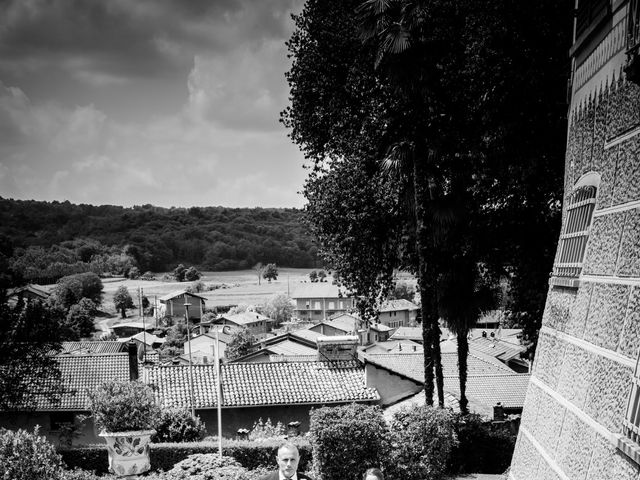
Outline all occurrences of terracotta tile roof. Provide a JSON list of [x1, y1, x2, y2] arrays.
[[444, 374, 531, 411], [265, 340, 317, 356], [363, 351, 514, 384], [143, 361, 379, 409], [58, 341, 126, 354], [383, 373, 530, 418], [30, 353, 132, 411], [379, 299, 419, 312]]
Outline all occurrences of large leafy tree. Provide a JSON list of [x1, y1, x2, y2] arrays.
[[283, 0, 570, 407], [113, 286, 135, 319]]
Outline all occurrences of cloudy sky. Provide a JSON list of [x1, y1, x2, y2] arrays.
[[0, 0, 309, 208]]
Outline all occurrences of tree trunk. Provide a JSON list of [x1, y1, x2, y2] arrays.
[[413, 153, 444, 407], [457, 326, 469, 414]]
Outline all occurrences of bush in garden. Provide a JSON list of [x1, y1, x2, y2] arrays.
[[448, 413, 517, 474], [86, 379, 161, 433], [248, 417, 285, 441], [153, 408, 206, 443], [157, 453, 247, 480], [384, 405, 458, 480], [59, 468, 117, 480], [0, 427, 65, 480], [309, 403, 389, 480]]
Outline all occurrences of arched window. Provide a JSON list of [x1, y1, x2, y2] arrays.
[[551, 173, 600, 288]]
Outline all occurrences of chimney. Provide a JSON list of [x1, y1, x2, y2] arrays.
[[127, 341, 139, 381], [316, 335, 358, 362]]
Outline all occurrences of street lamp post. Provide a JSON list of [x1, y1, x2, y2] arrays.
[[184, 300, 196, 418]]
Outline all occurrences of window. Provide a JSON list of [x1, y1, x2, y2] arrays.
[[575, 0, 609, 39], [551, 176, 598, 288], [620, 356, 640, 463], [329, 301, 335, 309], [314, 301, 321, 310]]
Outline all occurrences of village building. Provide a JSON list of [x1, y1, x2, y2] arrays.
[[377, 298, 420, 328], [291, 283, 354, 322], [158, 290, 206, 320]]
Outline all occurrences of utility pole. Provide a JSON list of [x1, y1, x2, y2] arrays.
[[184, 300, 195, 418]]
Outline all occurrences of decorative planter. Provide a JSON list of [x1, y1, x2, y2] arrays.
[[99, 430, 155, 478]]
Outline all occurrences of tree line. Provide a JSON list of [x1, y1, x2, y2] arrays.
[[0, 198, 318, 283]]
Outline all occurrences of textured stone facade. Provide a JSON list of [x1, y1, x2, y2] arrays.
[[509, 1, 640, 478]]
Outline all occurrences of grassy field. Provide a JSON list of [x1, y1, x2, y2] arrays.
[[99, 267, 321, 311]]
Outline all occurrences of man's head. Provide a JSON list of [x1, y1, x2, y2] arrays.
[[277, 443, 300, 478]]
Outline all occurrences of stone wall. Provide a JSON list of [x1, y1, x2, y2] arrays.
[[509, 18, 640, 480]]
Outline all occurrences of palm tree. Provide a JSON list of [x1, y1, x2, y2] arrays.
[[358, 0, 475, 409]]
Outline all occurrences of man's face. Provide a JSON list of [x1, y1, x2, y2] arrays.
[[277, 447, 299, 478]]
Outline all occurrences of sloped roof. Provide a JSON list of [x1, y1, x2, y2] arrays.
[[143, 361, 379, 408], [29, 353, 132, 411], [158, 290, 207, 302], [291, 284, 350, 299], [363, 351, 514, 384], [379, 299, 419, 312], [220, 311, 271, 326], [389, 327, 423, 341], [58, 341, 126, 354], [128, 332, 166, 346], [8, 284, 51, 299], [322, 315, 362, 334], [370, 323, 393, 332], [265, 340, 317, 356], [446, 374, 530, 411], [383, 390, 460, 422], [111, 321, 155, 331], [290, 329, 324, 343]]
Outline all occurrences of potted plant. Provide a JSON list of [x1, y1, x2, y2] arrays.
[[87, 380, 161, 478]]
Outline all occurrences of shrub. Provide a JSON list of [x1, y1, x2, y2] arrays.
[[385, 405, 458, 480], [0, 427, 65, 480], [159, 454, 247, 480], [153, 408, 206, 443], [309, 403, 388, 480], [248, 417, 285, 441], [87, 380, 161, 433], [59, 468, 116, 480], [448, 414, 517, 474]]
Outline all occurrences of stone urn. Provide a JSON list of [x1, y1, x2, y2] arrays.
[[99, 430, 155, 478]]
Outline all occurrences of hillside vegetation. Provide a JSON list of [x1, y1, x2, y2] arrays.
[[0, 198, 317, 283]]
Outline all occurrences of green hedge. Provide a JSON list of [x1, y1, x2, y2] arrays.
[[449, 415, 518, 474], [309, 404, 388, 480], [59, 438, 312, 474]]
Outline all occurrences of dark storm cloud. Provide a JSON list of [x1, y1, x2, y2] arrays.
[[0, 0, 300, 79]]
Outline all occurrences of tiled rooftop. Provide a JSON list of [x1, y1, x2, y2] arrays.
[[445, 374, 531, 411], [265, 340, 317, 356], [58, 341, 125, 354], [379, 299, 419, 312], [143, 361, 379, 408], [389, 326, 423, 341], [290, 328, 324, 343], [363, 351, 514, 384], [30, 353, 132, 410]]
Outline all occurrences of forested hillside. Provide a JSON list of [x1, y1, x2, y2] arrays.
[[0, 198, 317, 282]]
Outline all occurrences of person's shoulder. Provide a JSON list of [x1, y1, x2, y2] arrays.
[[298, 474, 314, 480]]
